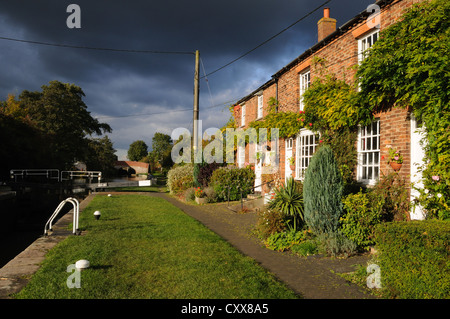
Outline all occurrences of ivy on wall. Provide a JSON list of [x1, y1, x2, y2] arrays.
[[357, 0, 450, 219]]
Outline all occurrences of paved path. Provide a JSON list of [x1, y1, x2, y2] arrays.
[[0, 191, 376, 299]]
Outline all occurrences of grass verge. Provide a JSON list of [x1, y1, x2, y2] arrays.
[[14, 194, 299, 299]]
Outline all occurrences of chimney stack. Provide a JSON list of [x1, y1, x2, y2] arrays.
[[317, 8, 336, 42]]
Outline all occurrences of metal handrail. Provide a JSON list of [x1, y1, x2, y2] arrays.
[[44, 197, 80, 236], [10, 169, 60, 182], [61, 171, 102, 182], [226, 179, 274, 209]]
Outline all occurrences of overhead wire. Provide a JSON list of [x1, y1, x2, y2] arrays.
[[202, 0, 332, 78], [0, 0, 335, 120], [200, 58, 215, 110], [0, 36, 194, 55], [94, 97, 240, 120]]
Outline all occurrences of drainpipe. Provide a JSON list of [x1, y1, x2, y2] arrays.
[[271, 74, 279, 112]]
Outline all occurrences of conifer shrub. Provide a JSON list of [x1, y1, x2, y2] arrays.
[[303, 145, 343, 235]]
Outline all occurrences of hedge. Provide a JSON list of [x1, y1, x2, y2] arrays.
[[210, 166, 255, 201], [374, 220, 450, 299]]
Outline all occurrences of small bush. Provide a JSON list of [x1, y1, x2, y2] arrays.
[[374, 220, 450, 299], [203, 186, 218, 203], [371, 172, 410, 221], [316, 232, 357, 257], [341, 189, 384, 250], [291, 240, 318, 257], [167, 164, 194, 194], [210, 166, 255, 201], [268, 177, 304, 231], [265, 229, 314, 253], [198, 162, 223, 186], [184, 187, 195, 202], [255, 209, 287, 240]]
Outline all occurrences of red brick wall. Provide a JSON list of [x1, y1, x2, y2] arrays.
[[377, 108, 411, 183]]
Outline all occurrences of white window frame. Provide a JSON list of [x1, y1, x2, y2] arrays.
[[358, 29, 380, 63], [286, 138, 293, 150], [257, 94, 263, 119], [241, 104, 246, 127], [295, 129, 319, 180], [357, 119, 380, 185], [238, 145, 245, 168], [299, 69, 310, 111]]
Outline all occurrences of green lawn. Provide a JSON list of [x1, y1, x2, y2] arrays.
[[15, 194, 298, 299]]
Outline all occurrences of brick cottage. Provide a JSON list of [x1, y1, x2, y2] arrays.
[[232, 0, 427, 220]]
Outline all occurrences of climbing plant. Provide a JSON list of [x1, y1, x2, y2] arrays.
[[302, 73, 371, 132], [357, 0, 450, 219], [249, 97, 308, 139]]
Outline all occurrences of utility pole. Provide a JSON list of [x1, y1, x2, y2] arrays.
[[193, 50, 200, 186], [193, 50, 200, 157]]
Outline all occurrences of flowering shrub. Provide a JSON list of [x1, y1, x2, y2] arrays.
[[415, 169, 450, 220], [166, 164, 194, 194]]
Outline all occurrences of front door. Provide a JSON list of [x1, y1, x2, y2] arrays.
[[285, 138, 293, 182], [254, 143, 262, 192], [410, 115, 426, 220]]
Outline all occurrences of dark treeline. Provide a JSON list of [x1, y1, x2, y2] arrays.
[[0, 80, 117, 180]]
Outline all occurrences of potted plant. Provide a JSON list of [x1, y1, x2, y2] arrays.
[[288, 156, 295, 171], [256, 151, 262, 164], [194, 187, 207, 204], [388, 148, 403, 171], [261, 174, 274, 193]]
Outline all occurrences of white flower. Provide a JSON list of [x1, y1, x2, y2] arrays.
[[437, 193, 442, 198], [424, 189, 429, 194]]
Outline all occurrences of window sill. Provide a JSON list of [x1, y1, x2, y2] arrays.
[[357, 178, 378, 187]]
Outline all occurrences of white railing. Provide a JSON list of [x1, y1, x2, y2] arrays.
[[61, 171, 102, 182], [10, 169, 102, 184], [10, 169, 60, 182], [44, 197, 80, 236]]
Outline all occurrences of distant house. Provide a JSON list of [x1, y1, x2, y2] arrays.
[[114, 161, 149, 175], [73, 161, 87, 171]]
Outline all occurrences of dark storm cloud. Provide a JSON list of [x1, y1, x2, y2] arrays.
[[0, 0, 374, 158]]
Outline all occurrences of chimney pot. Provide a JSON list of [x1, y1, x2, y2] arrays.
[[317, 8, 336, 42]]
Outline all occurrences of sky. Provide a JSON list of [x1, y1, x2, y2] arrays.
[[0, 0, 374, 160]]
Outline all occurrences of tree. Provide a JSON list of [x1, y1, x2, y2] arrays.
[[149, 132, 173, 171], [0, 81, 111, 171], [127, 140, 148, 162], [0, 112, 49, 179], [303, 145, 343, 235], [19, 81, 111, 168], [85, 136, 118, 177]]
